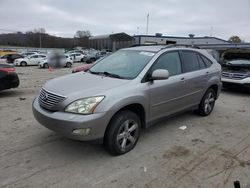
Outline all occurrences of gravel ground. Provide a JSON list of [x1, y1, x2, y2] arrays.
[[0, 65, 250, 188]]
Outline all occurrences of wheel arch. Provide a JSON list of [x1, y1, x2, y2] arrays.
[[104, 103, 147, 140], [207, 84, 219, 99]]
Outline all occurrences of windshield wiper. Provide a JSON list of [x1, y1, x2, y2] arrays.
[[89, 70, 124, 79]]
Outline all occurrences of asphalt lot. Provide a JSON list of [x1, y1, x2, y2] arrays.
[[0, 65, 250, 188]]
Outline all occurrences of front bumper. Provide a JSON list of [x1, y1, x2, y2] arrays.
[[222, 77, 250, 88], [14, 62, 20, 66], [32, 97, 112, 141], [0, 73, 19, 90]]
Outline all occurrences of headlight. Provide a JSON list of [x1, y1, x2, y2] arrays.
[[65, 96, 104, 114]]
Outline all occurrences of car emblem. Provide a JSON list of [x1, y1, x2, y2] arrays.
[[229, 73, 234, 78], [41, 93, 48, 100]]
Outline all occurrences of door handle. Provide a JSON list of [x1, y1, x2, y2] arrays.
[[180, 77, 186, 84], [206, 71, 210, 77]]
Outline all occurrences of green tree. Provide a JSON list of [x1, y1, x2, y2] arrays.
[[228, 36, 242, 43]]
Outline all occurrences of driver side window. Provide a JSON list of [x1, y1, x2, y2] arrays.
[[150, 51, 182, 76]]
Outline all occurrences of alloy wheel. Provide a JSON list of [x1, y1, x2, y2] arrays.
[[116, 119, 139, 152], [204, 91, 215, 114]]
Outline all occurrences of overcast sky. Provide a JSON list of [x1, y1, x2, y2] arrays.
[[1, 0, 250, 41]]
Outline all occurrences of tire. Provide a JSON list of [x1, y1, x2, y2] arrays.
[[197, 88, 216, 116], [90, 58, 95, 63], [44, 63, 49, 68], [66, 62, 72, 68], [104, 110, 141, 155], [20, 61, 27, 66]]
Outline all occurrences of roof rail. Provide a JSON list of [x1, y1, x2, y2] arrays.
[[161, 44, 200, 49], [130, 44, 160, 47], [130, 43, 200, 49]]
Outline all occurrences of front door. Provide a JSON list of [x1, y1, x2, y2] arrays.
[[147, 51, 187, 121]]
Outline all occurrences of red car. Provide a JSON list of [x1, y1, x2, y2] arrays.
[[72, 63, 94, 73], [0, 64, 19, 91]]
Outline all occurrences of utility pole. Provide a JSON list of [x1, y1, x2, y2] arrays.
[[137, 26, 140, 35], [210, 26, 213, 37], [145, 13, 149, 44], [146, 13, 149, 35]]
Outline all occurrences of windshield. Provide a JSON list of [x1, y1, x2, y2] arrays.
[[89, 50, 155, 79], [227, 59, 250, 65]]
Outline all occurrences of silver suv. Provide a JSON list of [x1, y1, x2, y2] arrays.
[[33, 45, 222, 155]]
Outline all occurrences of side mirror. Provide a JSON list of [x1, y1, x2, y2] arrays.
[[151, 69, 169, 81]]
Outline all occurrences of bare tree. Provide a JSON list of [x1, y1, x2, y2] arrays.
[[74, 30, 92, 38], [33, 28, 46, 34]]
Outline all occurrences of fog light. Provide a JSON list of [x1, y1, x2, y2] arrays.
[[72, 128, 91, 136]]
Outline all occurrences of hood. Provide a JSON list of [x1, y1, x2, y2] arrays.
[[43, 72, 130, 98], [15, 58, 27, 62]]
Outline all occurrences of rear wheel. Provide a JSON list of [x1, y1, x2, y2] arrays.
[[20, 61, 27, 66], [44, 63, 49, 68], [104, 110, 141, 155], [197, 88, 216, 116]]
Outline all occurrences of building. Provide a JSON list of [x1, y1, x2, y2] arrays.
[[89, 32, 135, 52], [134, 34, 231, 46]]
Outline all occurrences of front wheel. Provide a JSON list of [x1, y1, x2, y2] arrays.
[[20, 61, 27, 66], [66, 62, 72, 67], [104, 110, 141, 155], [197, 88, 216, 116]]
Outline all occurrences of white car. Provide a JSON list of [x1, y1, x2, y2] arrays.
[[222, 59, 250, 91], [14, 54, 47, 66], [39, 54, 73, 68], [69, 53, 86, 62]]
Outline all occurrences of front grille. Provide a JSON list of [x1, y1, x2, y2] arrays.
[[38, 88, 66, 110], [222, 72, 248, 80]]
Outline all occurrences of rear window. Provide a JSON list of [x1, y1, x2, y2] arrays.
[[180, 51, 200, 73], [200, 55, 213, 67]]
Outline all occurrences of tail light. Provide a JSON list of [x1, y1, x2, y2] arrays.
[[0, 67, 16, 74]]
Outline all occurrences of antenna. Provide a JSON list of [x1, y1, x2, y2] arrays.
[[137, 26, 140, 35], [210, 26, 213, 37]]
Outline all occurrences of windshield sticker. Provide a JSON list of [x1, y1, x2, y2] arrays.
[[139, 52, 155, 57]]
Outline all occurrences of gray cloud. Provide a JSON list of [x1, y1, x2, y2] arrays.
[[0, 0, 250, 41]]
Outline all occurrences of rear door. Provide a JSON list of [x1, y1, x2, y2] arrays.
[[179, 50, 208, 107]]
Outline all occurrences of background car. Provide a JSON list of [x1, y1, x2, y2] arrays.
[[39, 54, 73, 68], [222, 59, 250, 90], [69, 53, 86, 62], [0, 64, 19, 91], [14, 54, 47, 66], [0, 50, 18, 56], [66, 50, 85, 54], [0, 54, 24, 64]]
